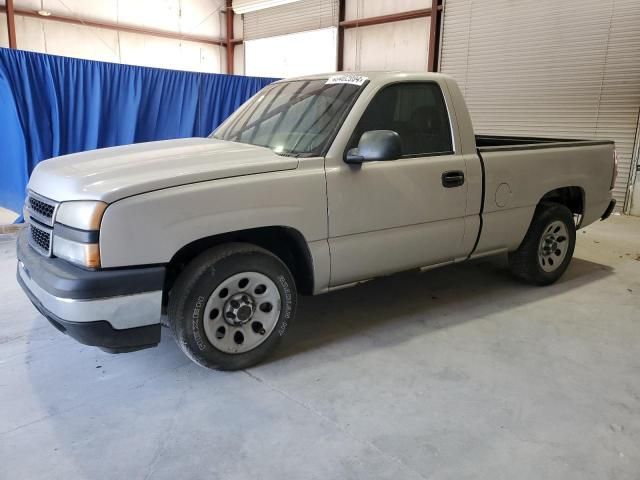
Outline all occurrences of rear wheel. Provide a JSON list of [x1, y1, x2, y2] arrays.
[[168, 243, 297, 370], [508, 203, 576, 285]]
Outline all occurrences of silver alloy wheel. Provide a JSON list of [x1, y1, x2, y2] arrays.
[[538, 220, 569, 272], [203, 272, 281, 354]]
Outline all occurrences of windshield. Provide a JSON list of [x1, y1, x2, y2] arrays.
[[211, 79, 364, 157]]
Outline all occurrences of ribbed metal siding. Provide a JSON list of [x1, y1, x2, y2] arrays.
[[243, 0, 338, 40], [440, 0, 640, 210], [233, 0, 301, 14]]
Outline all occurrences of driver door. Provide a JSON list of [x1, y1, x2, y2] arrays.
[[326, 81, 469, 286]]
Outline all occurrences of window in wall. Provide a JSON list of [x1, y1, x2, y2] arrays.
[[350, 82, 453, 156], [244, 27, 337, 79]]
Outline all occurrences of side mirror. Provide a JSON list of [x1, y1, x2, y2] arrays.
[[345, 130, 402, 164]]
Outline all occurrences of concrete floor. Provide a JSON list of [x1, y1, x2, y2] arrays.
[[1, 215, 639, 480], [0, 207, 19, 225]]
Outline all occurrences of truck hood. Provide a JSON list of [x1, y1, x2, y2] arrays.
[[28, 138, 299, 203]]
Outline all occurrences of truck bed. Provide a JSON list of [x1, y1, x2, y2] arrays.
[[471, 134, 615, 258], [476, 135, 613, 152]]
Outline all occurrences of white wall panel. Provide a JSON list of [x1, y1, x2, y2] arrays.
[[233, 11, 243, 38], [5, 0, 227, 73], [343, 18, 429, 72], [440, 0, 640, 210], [14, 15, 226, 71], [14, 16, 49, 56], [119, 32, 223, 73], [117, 0, 181, 34], [12, 0, 40, 11], [14, 0, 225, 38], [38, 17, 121, 63], [24, 0, 119, 23], [0, 13, 8, 48], [233, 43, 245, 75], [178, 0, 225, 38], [245, 27, 336, 78], [345, 0, 430, 20]]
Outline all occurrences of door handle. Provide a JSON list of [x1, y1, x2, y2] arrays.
[[442, 170, 465, 188]]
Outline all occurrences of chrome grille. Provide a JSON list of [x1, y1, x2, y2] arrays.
[[26, 192, 58, 227], [25, 192, 58, 257], [29, 196, 54, 219], [29, 222, 52, 256]]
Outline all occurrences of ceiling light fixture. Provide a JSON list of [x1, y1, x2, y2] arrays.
[[37, 10, 52, 16]]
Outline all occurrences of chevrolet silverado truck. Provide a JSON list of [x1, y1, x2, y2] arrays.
[[17, 72, 618, 370]]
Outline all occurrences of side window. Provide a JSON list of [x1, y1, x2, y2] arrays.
[[350, 82, 453, 156]]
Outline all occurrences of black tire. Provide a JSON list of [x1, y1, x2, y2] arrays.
[[508, 203, 576, 286], [168, 243, 297, 370]]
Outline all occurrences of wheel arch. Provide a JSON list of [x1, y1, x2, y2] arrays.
[[505, 186, 583, 255], [538, 186, 585, 217], [162, 226, 315, 310]]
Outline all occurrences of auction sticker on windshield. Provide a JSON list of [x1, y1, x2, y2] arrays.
[[326, 74, 368, 86]]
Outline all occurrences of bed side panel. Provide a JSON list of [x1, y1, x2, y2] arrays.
[[474, 143, 614, 255]]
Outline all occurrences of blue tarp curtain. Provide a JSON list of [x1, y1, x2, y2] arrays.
[[0, 48, 276, 215]]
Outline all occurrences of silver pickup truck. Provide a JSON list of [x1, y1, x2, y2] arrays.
[[17, 72, 618, 370]]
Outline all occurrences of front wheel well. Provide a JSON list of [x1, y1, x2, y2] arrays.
[[162, 227, 314, 310]]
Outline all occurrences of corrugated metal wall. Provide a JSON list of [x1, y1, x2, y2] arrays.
[[243, 0, 338, 40], [440, 0, 640, 210]]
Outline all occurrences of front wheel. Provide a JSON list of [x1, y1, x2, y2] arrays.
[[168, 243, 297, 370], [508, 203, 576, 286]]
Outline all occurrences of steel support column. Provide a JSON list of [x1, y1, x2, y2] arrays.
[[5, 0, 17, 49], [427, 0, 442, 72], [337, 0, 345, 71], [226, 0, 234, 74]]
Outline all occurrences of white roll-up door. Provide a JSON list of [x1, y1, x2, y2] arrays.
[[233, 0, 302, 15], [243, 0, 339, 40], [440, 0, 640, 210]]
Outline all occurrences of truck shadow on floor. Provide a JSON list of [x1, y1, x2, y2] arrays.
[[267, 255, 614, 365]]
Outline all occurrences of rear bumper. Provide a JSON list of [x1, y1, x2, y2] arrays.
[[601, 198, 616, 221], [16, 229, 163, 352]]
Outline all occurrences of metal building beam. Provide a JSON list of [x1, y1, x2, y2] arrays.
[[226, 0, 234, 74], [427, 0, 442, 72], [339, 7, 439, 29], [336, 0, 345, 71], [5, 0, 17, 48]]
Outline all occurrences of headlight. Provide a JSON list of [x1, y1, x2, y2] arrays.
[[53, 201, 106, 268], [53, 236, 101, 268], [56, 201, 107, 230]]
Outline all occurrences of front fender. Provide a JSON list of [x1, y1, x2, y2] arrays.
[[99, 167, 327, 267]]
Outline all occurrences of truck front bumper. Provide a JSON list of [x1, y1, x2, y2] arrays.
[[16, 229, 164, 353]]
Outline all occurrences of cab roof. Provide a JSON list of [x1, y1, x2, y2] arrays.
[[274, 71, 453, 86]]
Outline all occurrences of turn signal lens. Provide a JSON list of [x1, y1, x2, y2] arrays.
[[53, 236, 101, 268]]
